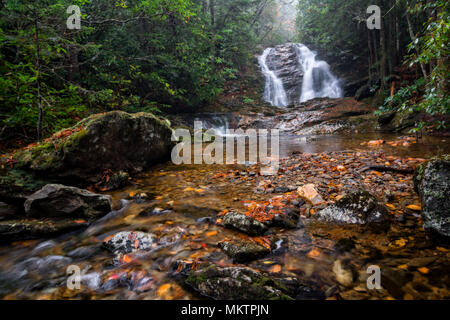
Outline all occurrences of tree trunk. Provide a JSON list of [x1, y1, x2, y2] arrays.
[[209, 0, 215, 26], [379, 16, 387, 89], [406, 11, 428, 80], [35, 17, 43, 141]]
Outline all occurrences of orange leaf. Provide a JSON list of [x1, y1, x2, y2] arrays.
[[417, 267, 429, 274], [406, 204, 422, 211], [205, 231, 217, 237], [307, 249, 321, 258], [269, 265, 282, 273]]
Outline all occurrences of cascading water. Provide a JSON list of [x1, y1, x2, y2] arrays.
[[258, 48, 288, 107], [258, 43, 342, 106], [294, 44, 342, 102]]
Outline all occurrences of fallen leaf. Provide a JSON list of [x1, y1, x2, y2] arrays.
[[406, 204, 422, 211], [269, 265, 282, 273], [205, 230, 217, 237], [417, 267, 430, 274], [307, 248, 321, 258]]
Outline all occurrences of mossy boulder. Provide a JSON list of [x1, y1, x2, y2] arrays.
[[13, 111, 174, 184], [184, 264, 323, 300], [413, 155, 450, 238]]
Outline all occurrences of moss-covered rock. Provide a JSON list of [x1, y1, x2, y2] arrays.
[[413, 155, 450, 238], [13, 111, 174, 184], [183, 264, 323, 300]]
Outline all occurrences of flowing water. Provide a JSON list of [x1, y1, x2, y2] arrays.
[[258, 48, 289, 107], [0, 133, 448, 300], [293, 44, 342, 102]]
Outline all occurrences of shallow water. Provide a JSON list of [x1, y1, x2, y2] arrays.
[[0, 133, 448, 300]]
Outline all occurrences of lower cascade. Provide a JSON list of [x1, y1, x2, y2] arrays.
[[258, 43, 343, 106]]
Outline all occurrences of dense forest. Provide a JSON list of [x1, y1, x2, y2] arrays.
[[0, 0, 448, 143]]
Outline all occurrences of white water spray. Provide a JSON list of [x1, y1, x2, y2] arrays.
[[258, 48, 288, 107], [294, 44, 342, 102]]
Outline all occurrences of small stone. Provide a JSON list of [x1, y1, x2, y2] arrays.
[[297, 184, 325, 205]]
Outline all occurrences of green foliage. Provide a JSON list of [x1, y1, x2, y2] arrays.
[[0, 0, 272, 141]]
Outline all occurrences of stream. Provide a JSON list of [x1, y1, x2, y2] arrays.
[[0, 133, 449, 300]]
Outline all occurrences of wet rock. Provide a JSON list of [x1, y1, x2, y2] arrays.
[[31, 240, 57, 255], [218, 239, 271, 263], [0, 169, 49, 208], [0, 202, 19, 221], [98, 171, 130, 191], [24, 184, 112, 219], [102, 231, 157, 254], [271, 208, 302, 229], [67, 246, 99, 260], [80, 273, 102, 290], [13, 111, 174, 184], [334, 238, 356, 253], [222, 212, 268, 236], [297, 184, 324, 205], [184, 264, 321, 300], [317, 190, 389, 225], [0, 218, 89, 243], [413, 155, 450, 238], [138, 207, 172, 217], [380, 268, 413, 299], [16, 255, 72, 277], [332, 259, 356, 287]]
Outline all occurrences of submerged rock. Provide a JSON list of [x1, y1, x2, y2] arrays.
[[222, 212, 268, 236], [413, 155, 450, 238], [0, 218, 89, 243], [317, 190, 388, 225], [103, 231, 157, 255], [13, 111, 174, 184], [24, 184, 112, 219], [183, 263, 323, 300]]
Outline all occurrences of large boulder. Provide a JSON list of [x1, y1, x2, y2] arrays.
[[317, 190, 389, 225], [413, 155, 450, 238], [24, 184, 112, 219], [12, 111, 174, 184]]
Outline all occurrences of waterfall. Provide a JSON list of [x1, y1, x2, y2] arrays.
[[258, 43, 342, 106], [258, 48, 288, 107], [294, 44, 342, 102]]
